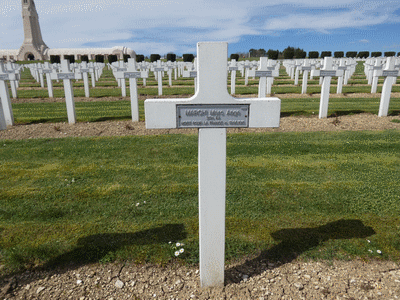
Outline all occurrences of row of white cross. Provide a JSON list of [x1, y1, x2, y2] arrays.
[[1, 53, 400, 130]]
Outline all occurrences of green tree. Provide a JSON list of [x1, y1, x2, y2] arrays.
[[267, 49, 279, 60], [283, 46, 295, 59], [308, 51, 319, 58]]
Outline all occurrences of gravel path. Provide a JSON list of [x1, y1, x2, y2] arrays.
[[1, 260, 399, 299]]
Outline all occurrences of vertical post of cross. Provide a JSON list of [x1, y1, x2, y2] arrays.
[[378, 57, 399, 117], [59, 59, 77, 124], [0, 61, 14, 126]]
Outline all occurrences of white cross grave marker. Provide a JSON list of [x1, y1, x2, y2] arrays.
[[145, 42, 281, 288], [376, 57, 400, 117], [228, 59, 238, 95], [79, 61, 91, 97], [370, 58, 383, 94], [311, 57, 343, 118], [249, 58, 279, 97], [52, 60, 77, 124], [114, 58, 148, 121], [0, 61, 15, 126], [298, 60, 312, 94]]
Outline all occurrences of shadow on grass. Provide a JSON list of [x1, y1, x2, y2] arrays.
[[16, 118, 67, 125], [45, 223, 186, 268], [0, 224, 186, 293], [225, 219, 375, 285], [90, 116, 132, 122]]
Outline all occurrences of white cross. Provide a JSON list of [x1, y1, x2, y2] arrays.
[[153, 60, 166, 96], [375, 57, 400, 117], [5, 62, 19, 99], [298, 60, 312, 94], [78, 61, 91, 97], [336, 59, 348, 94], [311, 57, 343, 118], [145, 42, 280, 288], [114, 58, 148, 121], [228, 59, 238, 95], [370, 58, 384, 94], [249, 58, 279, 97], [51, 60, 77, 124], [0, 61, 15, 127]]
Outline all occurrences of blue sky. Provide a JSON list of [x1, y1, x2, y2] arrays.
[[1, 0, 400, 56]]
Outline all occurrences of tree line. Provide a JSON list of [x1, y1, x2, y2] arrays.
[[242, 47, 400, 59]]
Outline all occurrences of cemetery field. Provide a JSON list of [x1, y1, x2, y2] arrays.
[[0, 130, 400, 276], [1, 60, 400, 278]]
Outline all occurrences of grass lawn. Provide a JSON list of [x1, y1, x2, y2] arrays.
[[0, 130, 400, 276]]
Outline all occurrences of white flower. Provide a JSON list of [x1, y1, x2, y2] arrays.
[[168, 241, 172, 244], [367, 240, 371, 243], [143, 201, 146, 204], [377, 250, 382, 254], [179, 248, 184, 253], [136, 203, 140, 207], [176, 243, 181, 247], [71, 178, 75, 183], [175, 251, 180, 257], [368, 249, 373, 253]]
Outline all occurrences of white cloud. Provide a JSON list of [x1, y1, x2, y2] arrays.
[[1, 0, 400, 54]]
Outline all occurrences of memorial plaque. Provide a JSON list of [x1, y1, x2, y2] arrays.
[[229, 67, 238, 71], [190, 71, 197, 78], [117, 68, 127, 72], [320, 70, 337, 77], [255, 71, 272, 77], [43, 69, 52, 74], [124, 72, 141, 79], [301, 67, 312, 71], [177, 104, 249, 128], [154, 68, 165, 72], [338, 66, 347, 70], [0, 74, 9, 80], [58, 73, 75, 80], [80, 68, 89, 72], [382, 70, 399, 77]]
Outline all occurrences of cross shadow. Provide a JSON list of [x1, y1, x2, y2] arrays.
[[225, 219, 375, 285], [0, 224, 186, 291], [45, 223, 187, 268]]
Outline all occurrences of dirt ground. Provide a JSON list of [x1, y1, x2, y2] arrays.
[[1, 95, 400, 299]]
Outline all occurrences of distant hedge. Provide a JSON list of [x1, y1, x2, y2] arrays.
[[346, 52, 357, 58], [371, 52, 382, 57], [50, 55, 60, 64], [308, 51, 319, 59], [64, 55, 75, 63], [182, 54, 194, 62], [230, 54, 239, 61], [108, 55, 118, 64], [123, 55, 130, 63], [334, 51, 344, 58], [320, 51, 332, 58], [357, 51, 369, 58], [384, 52, 396, 57], [95, 55, 104, 63], [150, 54, 161, 62], [136, 55, 145, 63], [167, 53, 177, 62]]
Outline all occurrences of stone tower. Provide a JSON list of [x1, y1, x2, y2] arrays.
[[17, 0, 48, 61]]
